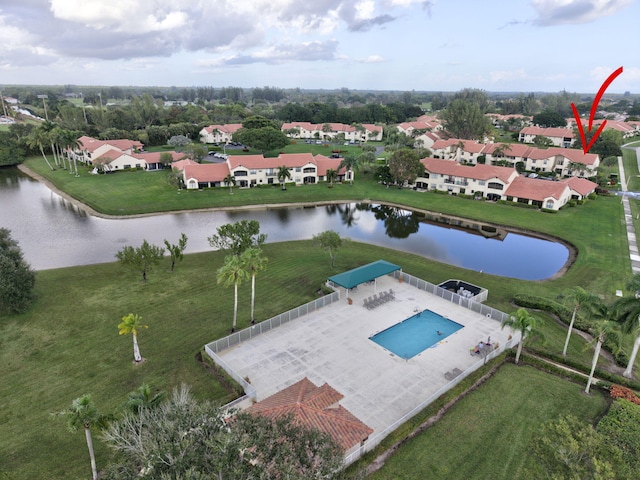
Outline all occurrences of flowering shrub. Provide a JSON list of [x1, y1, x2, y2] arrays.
[[610, 384, 640, 405]]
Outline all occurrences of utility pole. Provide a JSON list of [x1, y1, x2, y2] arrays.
[[37, 94, 49, 121]]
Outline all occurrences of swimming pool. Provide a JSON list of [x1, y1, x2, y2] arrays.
[[369, 309, 463, 359]]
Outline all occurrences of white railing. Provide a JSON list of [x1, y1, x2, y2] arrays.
[[343, 334, 518, 466], [205, 291, 340, 354], [203, 291, 340, 399], [393, 271, 501, 321]]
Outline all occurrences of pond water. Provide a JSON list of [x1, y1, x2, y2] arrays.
[[0, 167, 569, 279]]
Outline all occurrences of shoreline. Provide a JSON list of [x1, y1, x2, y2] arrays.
[[16, 163, 576, 279]]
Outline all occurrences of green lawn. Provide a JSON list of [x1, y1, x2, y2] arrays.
[[368, 364, 607, 480], [0, 238, 632, 480], [7, 147, 640, 479]]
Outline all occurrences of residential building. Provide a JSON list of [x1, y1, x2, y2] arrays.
[[199, 124, 243, 144], [281, 122, 383, 142], [70, 135, 144, 166], [518, 126, 574, 148], [416, 158, 519, 201], [415, 157, 597, 210], [176, 153, 350, 190]]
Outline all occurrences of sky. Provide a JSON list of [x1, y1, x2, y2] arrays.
[[0, 0, 638, 93]]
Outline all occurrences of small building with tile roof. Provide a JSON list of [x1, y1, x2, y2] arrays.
[[199, 124, 243, 144], [245, 377, 373, 451]]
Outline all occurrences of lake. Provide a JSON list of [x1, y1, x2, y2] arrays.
[[0, 167, 569, 279]]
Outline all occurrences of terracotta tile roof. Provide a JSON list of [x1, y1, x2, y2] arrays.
[[314, 155, 347, 176], [520, 126, 574, 139], [228, 153, 317, 170], [504, 176, 569, 201], [246, 378, 373, 450], [93, 149, 124, 163], [421, 157, 516, 183], [132, 151, 184, 164], [527, 147, 598, 166], [171, 159, 198, 171], [483, 143, 533, 157], [203, 124, 243, 134], [77, 135, 143, 153], [183, 162, 230, 183], [561, 176, 598, 196]]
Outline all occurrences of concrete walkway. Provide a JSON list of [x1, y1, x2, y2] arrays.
[[217, 275, 512, 436], [619, 144, 640, 275]]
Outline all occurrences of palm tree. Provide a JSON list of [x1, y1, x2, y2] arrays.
[[223, 173, 236, 194], [339, 154, 359, 185], [124, 383, 166, 413], [26, 125, 55, 170], [556, 286, 602, 357], [326, 168, 338, 188], [585, 319, 621, 394], [241, 247, 268, 324], [118, 313, 148, 363], [492, 143, 512, 165], [612, 274, 640, 378], [276, 165, 291, 190], [60, 130, 82, 176], [501, 307, 541, 364], [55, 394, 108, 480], [217, 255, 249, 332]]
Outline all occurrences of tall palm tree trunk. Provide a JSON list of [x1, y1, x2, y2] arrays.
[[250, 274, 256, 324], [514, 339, 524, 364], [232, 282, 238, 332], [132, 332, 142, 362], [586, 339, 603, 393], [40, 147, 54, 171], [562, 306, 578, 356], [623, 331, 640, 378], [84, 426, 98, 480]]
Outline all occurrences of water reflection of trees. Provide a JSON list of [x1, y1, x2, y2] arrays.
[[325, 203, 361, 228], [371, 204, 420, 239]]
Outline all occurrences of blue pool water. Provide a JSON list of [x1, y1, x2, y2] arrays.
[[370, 309, 463, 359]]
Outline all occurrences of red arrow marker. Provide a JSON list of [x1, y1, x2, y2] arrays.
[[571, 66, 623, 154]]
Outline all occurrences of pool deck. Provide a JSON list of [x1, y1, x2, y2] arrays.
[[216, 275, 513, 436]]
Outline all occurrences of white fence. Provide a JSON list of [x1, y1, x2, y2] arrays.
[[392, 270, 506, 323], [343, 334, 518, 466], [204, 270, 516, 465], [204, 291, 340, 400]]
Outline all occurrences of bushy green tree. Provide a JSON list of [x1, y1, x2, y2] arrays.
[[234, 126, 289, 154], [312, 230, 346, 268], [388, 148, 423, 187], [528, 415, 621, 480], [0, 228, 36, 315], [102, 386, 344, 480], [440, 99, 492, 140], [208, 220, 267, 257], [115, 240, 165, 282], [532, 109, 566, 127]]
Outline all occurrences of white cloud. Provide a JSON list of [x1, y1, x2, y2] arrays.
[[531, 0, 634, 25], [489, 68, 527, 83]]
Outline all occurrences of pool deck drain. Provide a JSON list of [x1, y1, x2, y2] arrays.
[[217, 276, 511, 435]]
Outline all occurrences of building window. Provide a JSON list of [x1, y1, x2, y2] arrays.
[[546, 200, 554, 209]]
